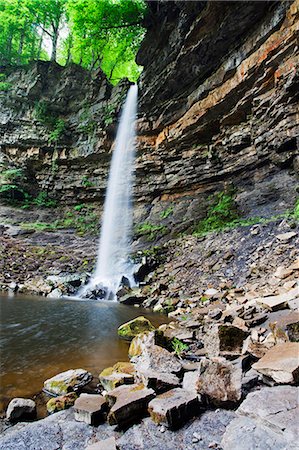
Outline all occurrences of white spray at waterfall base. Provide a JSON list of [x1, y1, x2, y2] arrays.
[[79, 84, 138, 300]]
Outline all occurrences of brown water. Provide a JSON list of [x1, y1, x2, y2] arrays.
[[0, 294, 167, 413]]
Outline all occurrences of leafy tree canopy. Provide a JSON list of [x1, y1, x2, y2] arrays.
[[0, 0, 146, 84]]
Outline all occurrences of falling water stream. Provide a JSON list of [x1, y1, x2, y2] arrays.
[[79, 84, 138, 300]]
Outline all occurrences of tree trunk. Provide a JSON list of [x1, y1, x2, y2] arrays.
[[51, 26, 59, 62], [17, 24, 27, 64]]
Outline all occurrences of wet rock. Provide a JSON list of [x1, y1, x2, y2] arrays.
[[118, 316, 155, 341], [196, 357, 242, 405], [106, 384, 155, 428], [117, 288, 146, 305], [148, 388, 200, 429], [47, 287, 63, 298], [74, 394, 107, 426], [222, 386, 299, 449], [83, 284, 108, 300], [86, 437, 117, 450], [204, 324, 249, 358], [6, 398, 36, 422], [44, 369, 93, 395], [252, 342, 299, 384], [46, 392, 77, 414], [99, 362, 135, 392]]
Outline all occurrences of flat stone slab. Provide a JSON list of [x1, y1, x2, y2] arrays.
[[276, 231, 297, 242], [148, 388, 200, 429], [252, 342, 299, 383], [138, 369, 180, 393], [106, 384, 155, 427], [44, 368, 92, 395], [86, 437, 117, 450], [222, 386, 299, 449], [74, 394, 107, 426]]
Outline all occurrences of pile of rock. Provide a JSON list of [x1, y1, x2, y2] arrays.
[[4, 296, 299, 449]]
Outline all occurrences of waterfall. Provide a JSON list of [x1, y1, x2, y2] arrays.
[[79, 84, 138, 300]]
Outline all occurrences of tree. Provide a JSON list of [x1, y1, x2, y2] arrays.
[[0, 0, 146, 83]]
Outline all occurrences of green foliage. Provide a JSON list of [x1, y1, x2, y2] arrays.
[[0, 0, 146, 83], [81, 176, 95, 188], [66, 0, 146, 83], [78, 120, 97, 134], [73, 203, 85, 211], [34, 101, 66, 142], [160, 206, 173, 220], [2, 168, 23, 181], [48, 119, 65, 143], [0, 81, 12, 91], [103, 104, 116, 126], [0, 73, 6, 81], [193, 191, 239, 236], [20, 204, 99, 235], [32, 191, 57, 207], [294, 198, 299, 220], [135, 222, 168, 241], [0, 168, 28, 201], [171, 338, 188, 357]]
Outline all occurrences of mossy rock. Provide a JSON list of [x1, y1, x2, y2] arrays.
[[118, 316, 155, 341], [128, 330, 171, 358], [47, 392, 77, 414], [99, 362, 135, 391]]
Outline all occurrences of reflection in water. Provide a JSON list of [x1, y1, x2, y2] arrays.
[[0, 294, 167, 412]]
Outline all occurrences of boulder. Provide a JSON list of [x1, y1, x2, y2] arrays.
[[252, 342, 299, 384], [204, 324, 249, 358], [222, 386, 299, 449], [128, 330, 170, 358], [99, 362, 135, 391], [196, 357, 242, 405], [6, 398, 36, 422], [133, 344, 182, 375], [47, 392, 77, 414], [117, 288, 146, 305], [106, 384, 155, 427], [118, 316, 155, 341], [44, 369, 93, 395], [137, 370, 181, 394], [148, 388, 200, 429], [74, 394, 107, 426]]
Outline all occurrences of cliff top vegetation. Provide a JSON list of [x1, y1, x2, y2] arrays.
[[0, 0, 146, 83]]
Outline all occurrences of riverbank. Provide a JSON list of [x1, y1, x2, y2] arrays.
[[1, 211, 298, 449]]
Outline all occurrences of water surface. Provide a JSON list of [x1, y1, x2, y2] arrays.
[[0, 294, 167, 413]]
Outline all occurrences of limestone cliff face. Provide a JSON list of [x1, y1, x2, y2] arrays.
[[0, 1, 298, 237], [0, 62, 129, 203], [135, 0, 299, 233]]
